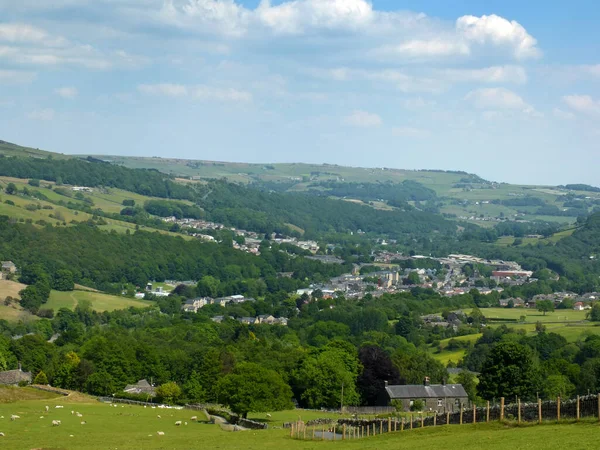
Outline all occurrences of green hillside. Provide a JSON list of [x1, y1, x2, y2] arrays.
[[0, 140, 70, 159]]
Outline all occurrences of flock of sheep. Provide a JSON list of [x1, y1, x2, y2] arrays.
[[0, 402, 202, 439]]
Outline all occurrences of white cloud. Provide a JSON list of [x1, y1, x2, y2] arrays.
[[392, 126, 428, 138], [0, 69, 36, 83], [403, 97, 436, 109], [27, 108, 55, 121], [456, 14, 541, 59], [375, 39, 470, 59], [344, 110, 382, 127], [138, 83, 252, 102], [465, 87, 532, 112], [439, 65, 527, 84], [138, 83, 187, 97], [55, 86, 78, 99], [552, 108, 575, 120], [563, 95, 600, 115], [0, 23, 67, 46]]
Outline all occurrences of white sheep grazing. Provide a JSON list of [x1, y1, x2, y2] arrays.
[[76, 413, 83, 418], [0, 432, 5, 437], [52, 420, 61, 426], [10, 415, 20, 421], [40, 416, 44, 419], [45, 406, 49, 412], [55, 405, 64, 409], [175, 421, 182, 426], [80, 421, 86, 425], [190, 416, 197, 421], [157, 431, 165, 436], [157, 415, 161, 419], [266, 413, 272, 418], [71, 411, 75, 415]]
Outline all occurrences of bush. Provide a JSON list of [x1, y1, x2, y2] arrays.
[[4, 199, 15, 206], [410, 400, 424, 411], [34, 371, 49, 385]]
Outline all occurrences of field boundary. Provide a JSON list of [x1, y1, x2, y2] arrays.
[[290, 394, 600, 441]]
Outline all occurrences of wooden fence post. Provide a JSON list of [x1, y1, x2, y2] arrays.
[[380, 420, 383, 434], [388, 417, 391, 432], [367, 425, 370, 437], [401, 418, 404, 432], [343, 424, 346, 440], [557, 397, 561, 422], [421, 413, 424, 428], [500, 397, 505, 421], [459, 406, 463, 425], [373, 423, 376, 436], [473, 404, 477, 424], [518, 398, 521, 424], [446, 411, 450, 426], [486, 401, 490, 423], [410, 415, 413, 430], [577, 396, 580, 421], [394, 419, 398, 432], [322, 426, 325, 441], [434, 414, 437, 426], [538, 398, 542, 424], [290, 423, 294, 438]]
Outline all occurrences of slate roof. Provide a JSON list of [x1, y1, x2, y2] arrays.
[[386, 384, 468, 399], [124, 379, 156, 396], [0, 369, 32, 385]]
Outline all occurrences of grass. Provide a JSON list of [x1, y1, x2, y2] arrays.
[[1, 387, 600, 449], [0, 386, 62, 404], [429, 334, 482, 365], [479, 308, 587, 323], [45, 290, 153, 312]]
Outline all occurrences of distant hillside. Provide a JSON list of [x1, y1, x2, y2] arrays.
[[0, 140, 70, 159]]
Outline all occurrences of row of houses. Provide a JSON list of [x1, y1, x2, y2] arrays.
[[182, 295, 256, 313], [211, 315, 288, 326]]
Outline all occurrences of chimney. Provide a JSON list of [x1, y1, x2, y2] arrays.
[[18, 361, 22, 372], [442, 378, 446, 386], [424, 376, 430, 386], [384, 380, 388, 387]]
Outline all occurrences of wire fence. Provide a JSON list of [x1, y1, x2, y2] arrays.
[[290, 394, 600, 441]]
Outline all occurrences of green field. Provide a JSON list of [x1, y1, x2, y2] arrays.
[[45, 290, 152, 312], [429, 334, 482, 366], [480, 308, 587, 323], [1, 387, 600, 449]]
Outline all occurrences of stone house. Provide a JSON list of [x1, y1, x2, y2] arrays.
[[1, 261, 16, 274], [385, 378, 468, 413], [123, 379, 156, 397], [0, 365, 32, 386]]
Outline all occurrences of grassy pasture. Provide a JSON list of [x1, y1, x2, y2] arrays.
[[1, 387, 600, 449], [480, 307, 587, 323], [45, 290, 152, 312]]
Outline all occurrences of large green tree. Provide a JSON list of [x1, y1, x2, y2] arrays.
[[217, 363, 293, 418], [477, 342, 539, 400]]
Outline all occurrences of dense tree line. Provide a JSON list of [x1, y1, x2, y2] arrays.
[[0, 216, 349, 294]]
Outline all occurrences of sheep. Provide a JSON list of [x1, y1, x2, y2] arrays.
[[157, 415, 161, 419], [55, 405, 64, 409], [80, 421, 86, 425], [266, 413, 272, 418], [45, 406, 49, 412], [10, 415, 20, 421], [184, 422, 188, 426], [157, 431, 165, 436], [0, 432, 4, 437], [52, 420, 61, 427], [175, 421, 182, 426], [40, 416, 44, 419], [76, 413, 83, 418], [190, 416, 197, 421]]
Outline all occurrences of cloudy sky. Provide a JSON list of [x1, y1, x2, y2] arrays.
[[0, 0, 598, 185]]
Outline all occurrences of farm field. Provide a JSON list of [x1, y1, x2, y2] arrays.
[[0, 280, 32, 322], [45, 290, 152, 312], [1, 387, 600, 449], [478, 307, 587, 323], [429, 334, 482, 365]]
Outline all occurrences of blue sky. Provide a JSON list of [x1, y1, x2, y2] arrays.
[[0, 0, 598, 185]]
